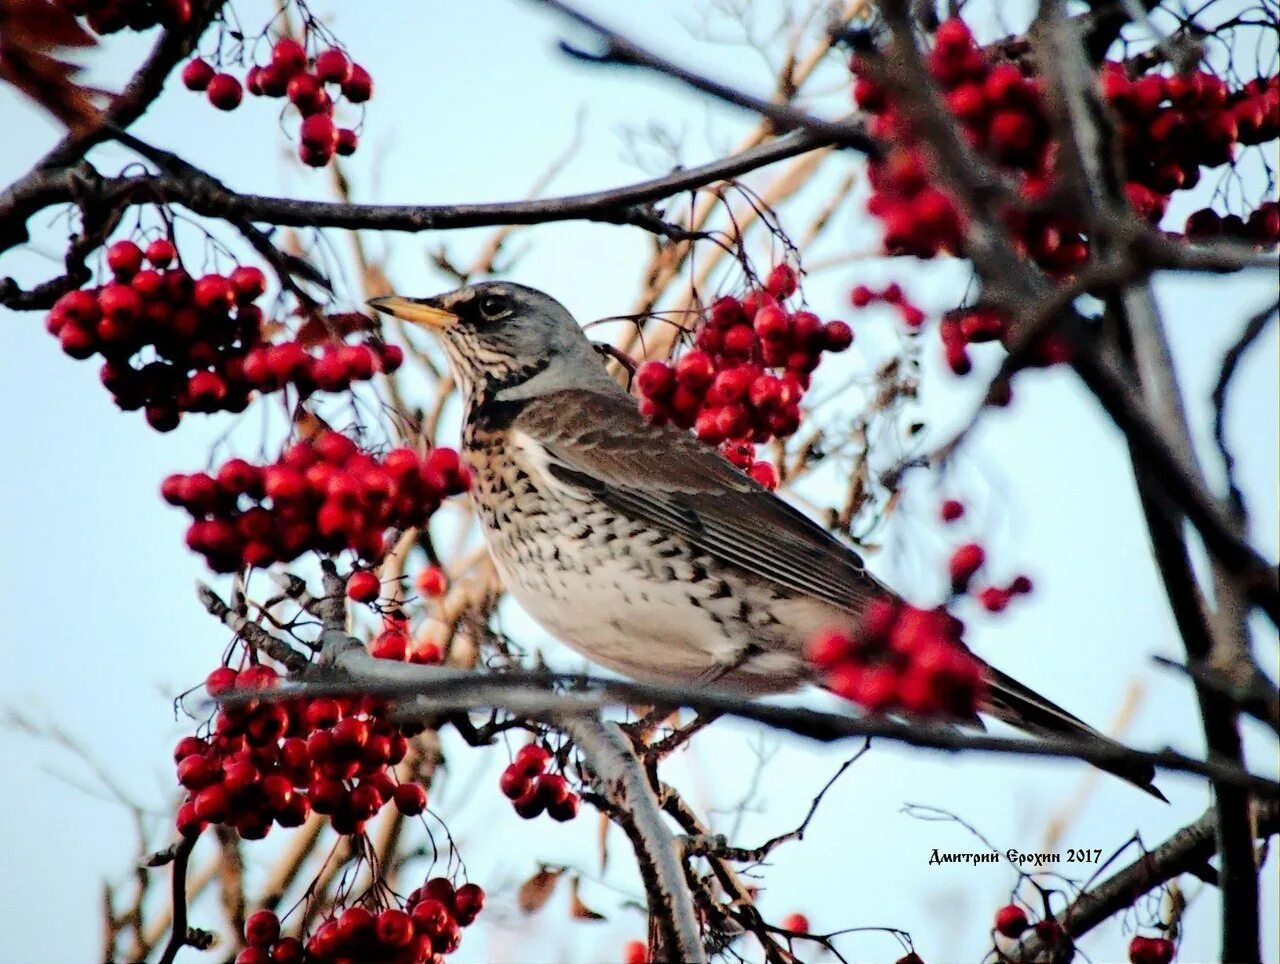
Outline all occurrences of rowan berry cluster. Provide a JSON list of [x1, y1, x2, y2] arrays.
[[175, 665, 429, 840], [55, 0, 191, 34], [943, 504, 1034, 612], [854, 19, 1278, 265], [498, 743, 581, 822], [46, 241, 266, 431], [807, 598, 986, 718], [233, 878, 484, 963], [368, 618, 445, 665], [239, 334, 404, 396], [635, 266, 852, 477], [1185, 200, 1279, 247], [991, 905, 1070, 953], [182, 36, 371, 165], [161, 434, 470, 571]]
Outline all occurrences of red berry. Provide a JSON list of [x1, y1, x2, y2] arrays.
[[346, 570, 380, 602], [940, 499, 965, 523], [622, 940, 649, 964], [376, 908, 415, 948], [748, 460, 779, 490], [994, 904, 1028, 938], [229, 266, 266, 303], [979, 587, 1011, 613], [781, 913, 810, 933], [394, 782, 428, 815], [335, 128, 358, 156], [271, 38, 307, 77], [824, 320, 853, 351], [207, 73, 243, 110], [299, 113, 337, 150], [286, 72, 324, 112], [342, 63, 373, 102], [765, 264, 799, 299], [636, 360, 675, 399], [499, 766, 530, 800], [675, 351, 715, 390], [453, 883, 485, 925], [1129, 936, 1175, 964], [181, 58, 215, 91], [416, 565, 447, 598], [1034, 920, 1064, 945], [205, 667, 239, 696], [106, 240, 144, 279], [949, 543, 985, 592], [244, 909, 280, 948], [314, 48, 352, 84], [410, 897, 450, 935]]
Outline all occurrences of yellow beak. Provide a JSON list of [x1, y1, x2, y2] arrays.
[[367, 295, 458, 329]]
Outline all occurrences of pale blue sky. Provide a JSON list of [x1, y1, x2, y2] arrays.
[[0, 3, 1276, 962]]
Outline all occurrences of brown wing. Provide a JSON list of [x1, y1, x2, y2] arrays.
[[515, 387, 887, 614], [517, 387, 1164, 798]]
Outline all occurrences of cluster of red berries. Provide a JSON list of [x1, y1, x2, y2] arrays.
[[182, 37, 372, 165], [992, 905, 1067, 951], [1185, 200, 1280, 248], [807, 598, 986, 718], [233, 878, 484, 963], [1104, 66, 1278, 201], [498, 743, 581, 822], [161, 434, 470, 571], [943, 509, 1033, 612], [850, 282, 926, 328], [175, 665, 429, 840], [239, 335, 404, 396], [368, 617, 445, 665], [348, 567, 448, 606], [636, 266, 852, 469], [854, 20, 1278, 266], [55, 0, 190, 34], [45, 240, 270, 431]]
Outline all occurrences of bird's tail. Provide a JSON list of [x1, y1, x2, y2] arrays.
[[981, 665, 1167, 801]]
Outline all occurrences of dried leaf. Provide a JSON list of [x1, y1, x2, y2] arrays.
[[569, 876, 606, 921], [0, 0, 101, 132], [292, 405, 331, 441], [296, 311, 372, 349], [516, 866, 564, 915]]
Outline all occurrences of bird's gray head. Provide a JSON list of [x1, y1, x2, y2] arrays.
[[368, 282, 615, 404]]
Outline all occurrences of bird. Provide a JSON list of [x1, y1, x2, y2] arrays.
[[369, 281, 1163, 799]]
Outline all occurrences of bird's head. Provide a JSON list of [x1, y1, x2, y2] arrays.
[[369, 281, 614, 403]]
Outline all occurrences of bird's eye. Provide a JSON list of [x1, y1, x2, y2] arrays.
[[477, 294, 509, 320]]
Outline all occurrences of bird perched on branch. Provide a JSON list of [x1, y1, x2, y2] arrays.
[[370, 281, 1163, 799]]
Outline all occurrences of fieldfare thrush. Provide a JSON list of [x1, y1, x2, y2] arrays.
[[370, 282, 1162, 798]]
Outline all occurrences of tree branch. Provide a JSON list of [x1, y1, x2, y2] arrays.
[[196, 582, 310, 672], [250, 657, 1280, 796], [563, 716, 707, 963], [157, 831, 199, 964], [0, 129, 834, 310], [533, 0, 878, 153], [1017, 800, 1280, 961]]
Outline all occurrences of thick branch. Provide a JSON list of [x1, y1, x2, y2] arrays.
[[563, 717, 707, 963], [1017, 800, 1279, 961], [253, 659, 1280, 796]]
